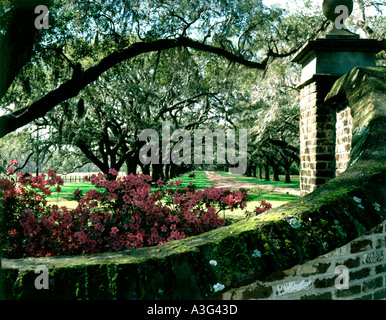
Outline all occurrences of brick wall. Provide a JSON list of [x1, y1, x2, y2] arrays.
[[335, 106, 353, 176], [220, 220, 386, 300]]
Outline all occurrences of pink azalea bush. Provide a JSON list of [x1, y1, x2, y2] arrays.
[[0, 162, 255, 258]]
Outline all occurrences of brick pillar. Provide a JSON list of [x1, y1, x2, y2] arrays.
[[299, 76, 338, 197], [293, 38, 382, 197]]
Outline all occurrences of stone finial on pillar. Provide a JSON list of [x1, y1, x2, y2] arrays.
[[322, 0, 358, 39]]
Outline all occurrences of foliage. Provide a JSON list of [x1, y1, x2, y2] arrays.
[[1, 0, 331, 139], [0, 163, 250, 258]]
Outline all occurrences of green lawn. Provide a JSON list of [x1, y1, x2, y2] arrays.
[[214, 171, 300, 189], [46, 182, 97, 209], [48, 182, 96, 200]]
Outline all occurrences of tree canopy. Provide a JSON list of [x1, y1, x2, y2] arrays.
[[0, 0, 330, 138], [0, 0, 384, 177]]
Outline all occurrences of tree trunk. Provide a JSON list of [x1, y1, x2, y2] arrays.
[[152, 163, 164, 181], [165, 163, 170, 180], [272, 163, 280, 182], [143, 163, 150, 175], [246, 165, 252, 177], [126, 158, 137, 175], [264, 161, 270, 181], [251, 165, 257, 177], [284, 164, 292, 183], [170, 163, 177, 179], [258, 165, 263, 180]]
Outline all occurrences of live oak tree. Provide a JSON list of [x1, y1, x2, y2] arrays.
[[0, 0, 328, 139], [209, 50, 301, 182], [44, 48, 224, 176]]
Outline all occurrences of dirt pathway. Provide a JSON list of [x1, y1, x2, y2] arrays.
[[205, 171, 300, 196]]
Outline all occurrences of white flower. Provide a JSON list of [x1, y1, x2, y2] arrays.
[[289, 218, 301, 229], [374, 203, 381, 212], [252, 249, 262, 258], [209, 260, 217, 267], [213, 283, 225, 293], [353, 196, 362, 203], [358, 204, 365, 210]]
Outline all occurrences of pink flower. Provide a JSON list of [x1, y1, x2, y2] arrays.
[[123, 194, 131, 203], [43, 188, 52, 196], [73, 188, 80, 197], [6, 168, 14, 174], [255, 207, 266, 214], [207, 206, 216, 215], [108, 168, 118, 176], [47, 169, 56, 178], [94, 223, 105, 233], [85, 189, 101, 200], [8, 160, 18, 166], [74, 231, 88, 244], [55, 176, 64, 186], [110, 227, 119, 236], [113, 241, 122, 251], [157, 178, 164, 187]]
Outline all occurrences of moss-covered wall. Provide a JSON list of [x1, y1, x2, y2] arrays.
[[1, 67, 386, 300]]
